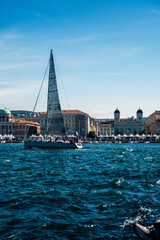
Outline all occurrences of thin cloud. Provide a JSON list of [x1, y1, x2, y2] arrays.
[[0, 83, 40, 105], [99, 73, 127, 77], [28, 12, 49, 20], [57, 36, 91, 44], [90, 110, 114, 118], [119, 46, 146, 57], [151, 10, 160, 14], [0, 30, 23, 46], [0, 59, 43, 71]]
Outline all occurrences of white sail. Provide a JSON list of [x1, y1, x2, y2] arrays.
[[46, 50, 65, 135]]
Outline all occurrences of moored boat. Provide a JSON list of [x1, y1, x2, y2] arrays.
[[24, 50, 82, 149]]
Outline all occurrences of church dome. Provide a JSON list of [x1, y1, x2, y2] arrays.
[[137, 109, 143, 113], [0, 109, 11, 115], [114, 109, 120, 114]]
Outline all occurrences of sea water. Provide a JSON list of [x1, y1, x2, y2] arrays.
[[0, 143, 160, 239]]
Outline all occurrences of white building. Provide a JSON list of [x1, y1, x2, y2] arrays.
[[114, 108, 143, 135]]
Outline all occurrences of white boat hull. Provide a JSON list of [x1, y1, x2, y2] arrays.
[[24, 141, 82, 149]]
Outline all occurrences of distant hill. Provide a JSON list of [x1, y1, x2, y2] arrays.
[[96, 118, 111, 122]]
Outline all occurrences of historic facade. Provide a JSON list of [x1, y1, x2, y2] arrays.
[[0, 109, 40, 138], [144, 111, 160, 135], [12, 119, 40, 138], [114, 108, 143, 135], [40, 110, 90, 137], [98, 120, 114, 136], [0, 109, 13, 135]]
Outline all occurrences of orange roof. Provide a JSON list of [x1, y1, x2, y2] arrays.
[[40, 112, 47, 115], [62, 110, 87, 115], [40, 110, 87, 115], [100, 120, 114, 124], [12, 119, 40, 126]]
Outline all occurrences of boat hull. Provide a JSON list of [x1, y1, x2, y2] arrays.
[[24, 141, 82, 149]]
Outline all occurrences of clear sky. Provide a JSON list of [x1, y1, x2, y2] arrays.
[[0, 0, 160, 118]]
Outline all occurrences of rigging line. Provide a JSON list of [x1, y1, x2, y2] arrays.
[[24, 59, 50, 140], [54, 55, 70, 110], [33, 59, 50, 113]]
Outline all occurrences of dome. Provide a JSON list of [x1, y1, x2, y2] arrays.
[[114, 109, 120, 114], [0, 109, 11, 115], [137, 108, 143, 113]]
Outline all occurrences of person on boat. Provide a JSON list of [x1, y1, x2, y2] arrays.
[[70, 138, 74, 144], [134, 220, 160, 239]]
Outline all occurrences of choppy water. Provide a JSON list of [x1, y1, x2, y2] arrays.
[[0, 143, 160, 239]]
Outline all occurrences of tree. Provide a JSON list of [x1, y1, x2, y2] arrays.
[[87, 131, 96, 138]]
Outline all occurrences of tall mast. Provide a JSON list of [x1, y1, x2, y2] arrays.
[[46, 50, 65, 135]]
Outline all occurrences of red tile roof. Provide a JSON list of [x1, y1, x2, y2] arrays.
[[40, 110, 87, 115]]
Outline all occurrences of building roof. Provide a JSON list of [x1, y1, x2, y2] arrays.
[[0, 109, 11, 115], [137, 109, 143, 113], [114, 109, 120, 114], [40, 112, 47, 115], [40, 110, 87, 115], [99, 120, 114, 124], [62, 110, 87, 115], [12, 119, 40, 126]]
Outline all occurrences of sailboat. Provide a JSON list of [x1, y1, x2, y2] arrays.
[[24, 50, 82, 149]]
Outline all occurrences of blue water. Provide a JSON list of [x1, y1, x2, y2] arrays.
[[0, 143, 160, 239]]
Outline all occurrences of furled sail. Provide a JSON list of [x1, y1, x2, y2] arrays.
[[46, 50, 65, 135]]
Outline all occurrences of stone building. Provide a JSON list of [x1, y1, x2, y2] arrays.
[[40, 110, 90, 137], [13, 119, 40, 138], [114, 108, 143, 135], [98, 120, 114, 136], [144, 111, 160, 135], [0, 109, 13, 135], [0, 108, 40, 138]]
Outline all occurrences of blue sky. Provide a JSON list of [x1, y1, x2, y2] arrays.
[[0, 0, 160, 118]]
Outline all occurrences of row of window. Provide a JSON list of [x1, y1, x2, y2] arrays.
[[0, 125, 12, 129], [99, 131, 114, 135], [64, 115, 75, 119], [99, 128, 112, 131], [14, 130, 25, 135], [65, 119, 74, 123], [13, 125, 25, 129], [0, 118, 11, 122], [65, 124, 75, 128]]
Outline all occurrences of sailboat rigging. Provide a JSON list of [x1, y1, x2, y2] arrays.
[[24, 50, 82, 149]]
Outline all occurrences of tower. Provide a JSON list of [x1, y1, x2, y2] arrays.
[[114, 108, 120, 122], [137, 108, 143, 122]]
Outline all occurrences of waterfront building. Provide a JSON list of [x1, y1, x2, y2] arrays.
[[114, 108, 143, 135], [0, 109, 13, 135], [12, 119, 40, 138], [40, 110, 90, 137], [63, 110, 89, 137], [144, 111, 160, 135], [0, 108, 40, 138], [98, 120, 114, 136]]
